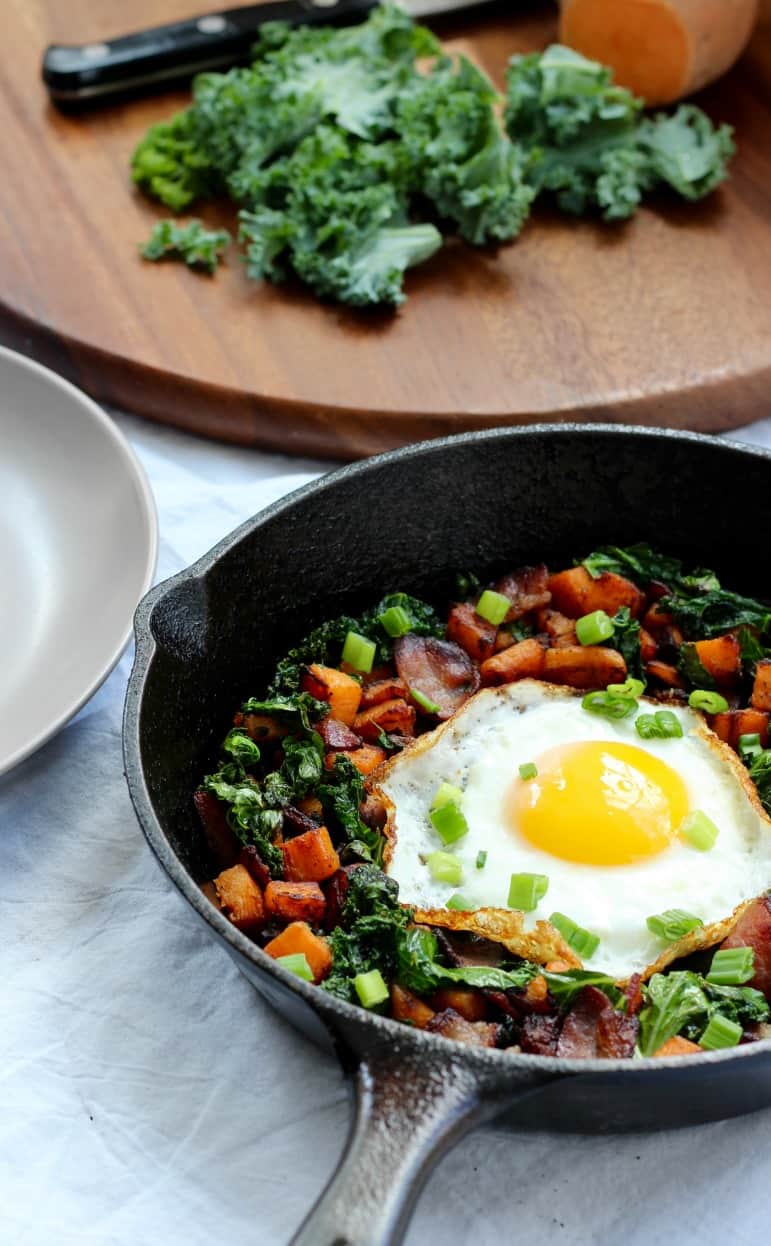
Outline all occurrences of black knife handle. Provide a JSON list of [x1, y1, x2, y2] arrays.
[[42, 0, 377, 107]]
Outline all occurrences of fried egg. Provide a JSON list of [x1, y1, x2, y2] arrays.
[[375, 680, 771, 980]]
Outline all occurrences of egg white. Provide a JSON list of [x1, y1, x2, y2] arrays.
[[377, 680, 771, 980]]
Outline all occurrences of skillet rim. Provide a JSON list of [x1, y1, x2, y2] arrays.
[[123, 422, 771, 1076]]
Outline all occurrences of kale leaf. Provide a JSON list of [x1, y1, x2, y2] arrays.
[[637, 105, 735, 201], [678, 642, 717, 691], [395, 925, 537, 996], [141, 218, 231, 272], [317, 755, 384, 864], [748, 750, 771, 816], [242, 691, 327, 730], [606, 606, 643, 681], [581, 543, 684, 586], [131, 109, 219, 210], [542, 969, 625, 1009], [638, 970, 770, 1055], [202, 763, 284, 874], [661, 589, 771, 641]]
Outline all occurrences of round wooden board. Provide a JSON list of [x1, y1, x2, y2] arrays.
[[2, 0, 771, 459]]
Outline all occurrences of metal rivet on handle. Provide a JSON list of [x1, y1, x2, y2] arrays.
[[82, 43, 110, 59], [197, 15, 228, 33]]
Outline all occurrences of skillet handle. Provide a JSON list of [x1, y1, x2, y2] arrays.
[[289, 1040, 550, 1246]]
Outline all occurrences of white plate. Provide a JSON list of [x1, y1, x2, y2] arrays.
[[0, 348, 158, 774]]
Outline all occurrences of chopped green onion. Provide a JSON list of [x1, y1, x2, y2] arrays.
[[518, 762, 538, 780], [679, 810, 719, 852], [607, 677, 646, 700], [379, 605, 412, 638], [706, 947, 755, 986], [689, 690, 730, 714], [426, 850, 463, 885], [275, 953, 314, 982], [739, 733, 763, 762], [699, 1013, 743, 1051], [549, 912, 600, 959], [646, 909, 703, 942], [475, 850, 488, 870], [429, 801, 469, 846], [447, 893, 474, 911], [635, 710, 684, 740], [576, 610, 615, 646], [342, 631, 376, 674], [354, 969, 390, 1009], [508, 873, 549, 912], [476, 589, 511, 626], [411, 686, 442, 715], [431, 781, 464, 810], [582, 689, 638, 720]]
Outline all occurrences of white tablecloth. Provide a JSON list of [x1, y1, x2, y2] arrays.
[[4, 412, 771, 1246]]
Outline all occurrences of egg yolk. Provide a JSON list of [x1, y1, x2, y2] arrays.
[[509, 741, 689, 866]]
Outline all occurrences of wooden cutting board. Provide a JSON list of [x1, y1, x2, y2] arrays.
[[2, 0, 771, 459]]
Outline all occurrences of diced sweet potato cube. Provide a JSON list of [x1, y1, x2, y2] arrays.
[[194, 789, 239, 869], [494, 564, 551, 620], [325, 745, 386, 776], [282, 826, 340, 882], [694, 635, 741, 687], [431, 988, 489, 1022], [263, 921, 332, 982], [297, 796, 324, 819], [548, 567, 644, 619], [645, 660, 686, 690], [480, 637, 546, 687], [446, 602, 497, 663], [751, 660, 771, 712], [652, 1036, 702, 1058], [543, 645, 626, 688], [353, 698, 416, 741], [213, 865, 265, 934], [358, 677, 408, 709], [390, 983, 435, 1030], [535, 608, 578, 648], [300, 664, 362, 726], [522, 975, 549, 1008], [642, 605, 674, 635], [711, 708, 770, 750], [425, 1009, 500, 1048], [235, 711, 289, 744], [264, 880, 326, 924], [639, 628, 657, 662]]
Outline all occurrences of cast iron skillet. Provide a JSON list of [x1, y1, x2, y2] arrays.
[[124, 426, 771, 1246]]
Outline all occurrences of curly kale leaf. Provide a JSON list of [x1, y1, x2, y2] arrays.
[[131, 109, 220, 211], [262, 733, 324, 807], [141, 219, 231, 273], [606, 606, 643, 681], [395, 925, 538, 996], [638, 970, 769, 1055], [662, 589, 771, 641], [317, 755, 384, 864], [202, 763, 284, 874], [342, 864, 402, 922], [748, 751, 771, 816], [399, 55, 534, 244], [638, 105, 735, 201], [542, 969, 625, 1009], [581, 543, 685, 586], [241, 691, 327, 730]]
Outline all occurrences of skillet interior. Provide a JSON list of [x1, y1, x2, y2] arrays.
[[125, 424, 771, 1135]]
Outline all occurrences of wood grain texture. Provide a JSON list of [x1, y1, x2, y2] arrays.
[[1, 0, 770, 459]]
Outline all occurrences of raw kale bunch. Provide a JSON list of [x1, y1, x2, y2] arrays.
[[133, 5, 532, 306], [505, 45, 735, 221]]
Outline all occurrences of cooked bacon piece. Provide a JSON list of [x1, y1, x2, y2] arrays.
[[390, 984, 435, 1030], [596, 1009, 639, 1059], [297, 795, 324, 819], [353, 698, 416, 741], [652, 1036, 702, 1058], [480, 637, 546, 687], [282, 826, 340, 883], [394, 635, 480, 720], [639, 628, 658, 662], [494, 564, 552, 621], [548, 567, 645, 620], [536, 608, 578, 648], [557, 986, 636, 1059], [642, 605, 676, 635], [194, 789, 239, 869], [360, 794, 388, 831], [711, 708, 770, 751], [301, 664, 363, 725], [434, 929, 508, 970], [322, 869, 350, 932], [623, 973, 644, 1017], [317, 716, 362, 751], [264, 880, 326, 924], [543, 645, 626, 689], [694, 634, 741, 688], [213, 865, 265, 934], [519, 1013, 561, 1056], [263, 921, 332, 982], [358, 677, 408, 710], [237, 845, 272, 889], [283, 805, 322, 839], [446, 601, 498, 663], [721, 893, 771, 997], [359, 663, 395, 685], [325, 745, 387, 776], [426, 1008, 500, 1048], [645, 659, 686, 690], [751, 660, 771, 712], [430, 988, 489, 1022], [235, 711, 289, 744]]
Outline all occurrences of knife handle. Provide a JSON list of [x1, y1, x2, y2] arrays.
[[42, 0, 377, 108]]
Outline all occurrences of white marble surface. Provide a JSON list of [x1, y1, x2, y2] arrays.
[[3, 412, 771, 1246]]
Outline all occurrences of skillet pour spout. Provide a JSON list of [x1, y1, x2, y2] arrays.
[[124, 425, 771, 1246]]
